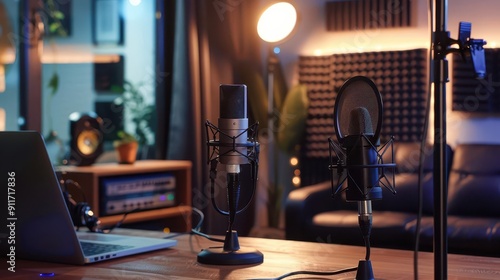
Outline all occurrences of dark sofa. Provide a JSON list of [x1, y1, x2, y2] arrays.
[[285, 142, 500, 257]]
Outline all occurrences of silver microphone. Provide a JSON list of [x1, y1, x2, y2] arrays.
[[218, 84, 249, 173]]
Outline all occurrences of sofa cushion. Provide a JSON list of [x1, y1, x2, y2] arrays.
[[388, 142, 434, 174], [376, 142, 441, 214], [311, 210, 417, 250], [414, 216, 500, 257], [377, 172, 434, 214], [448, 144, 500, 217], [447, 217, 500, 257]]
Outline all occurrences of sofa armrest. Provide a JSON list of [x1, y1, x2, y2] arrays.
[[285, 181, 345, 240]]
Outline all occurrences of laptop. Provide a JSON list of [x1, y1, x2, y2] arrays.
[[0, 131, 177, 265]]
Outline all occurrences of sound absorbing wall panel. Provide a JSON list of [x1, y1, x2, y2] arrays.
[[298, 48, 428, 186], [452, 48, 500, 113], [326, 0, 412, 31]]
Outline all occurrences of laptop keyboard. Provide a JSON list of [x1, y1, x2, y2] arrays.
[[80, 241, 134, 256]]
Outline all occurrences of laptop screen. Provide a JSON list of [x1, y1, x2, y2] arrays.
[[0, 131, 86, 265]]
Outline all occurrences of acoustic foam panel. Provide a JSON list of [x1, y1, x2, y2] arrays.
[[452, 48, 500, 113], [298, 48, 428, 186]]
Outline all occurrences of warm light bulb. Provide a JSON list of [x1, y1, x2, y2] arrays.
[[257, 2, 297, 43], [290, 157, 299, 166]]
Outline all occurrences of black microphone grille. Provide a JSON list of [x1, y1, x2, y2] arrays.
[[220, 84, 247, 119]]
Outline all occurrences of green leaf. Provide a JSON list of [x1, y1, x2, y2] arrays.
[[110, 85, 125, 93], [276, 84, 309, 153], [47, 72, 59, 96], [53, 11, 65, 20], [114, 130, 137, 146], [49, 22, 61, 33]]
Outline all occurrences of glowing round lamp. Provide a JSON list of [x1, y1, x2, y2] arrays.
[[257, 2, 297, 43]]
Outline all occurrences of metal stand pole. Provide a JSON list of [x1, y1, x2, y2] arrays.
[[432, 0, 449, 279]]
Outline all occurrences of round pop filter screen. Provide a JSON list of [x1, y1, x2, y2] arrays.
[[333, 76, 382, 142]]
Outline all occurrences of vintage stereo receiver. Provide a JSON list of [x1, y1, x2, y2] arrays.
[[99, 172, 176, 216]]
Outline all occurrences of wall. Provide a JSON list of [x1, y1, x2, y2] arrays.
[[272, 0, 500, 147]]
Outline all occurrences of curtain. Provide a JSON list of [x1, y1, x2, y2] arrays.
[[167, 0, 264, 234]]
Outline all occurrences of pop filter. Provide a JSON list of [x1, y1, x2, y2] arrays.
[[333, 76, 382, 145]]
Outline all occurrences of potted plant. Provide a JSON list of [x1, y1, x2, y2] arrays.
[[113, 131, 139, 164], [113, 80, 155, 159]]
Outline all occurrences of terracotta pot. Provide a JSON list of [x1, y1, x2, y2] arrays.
[[115, 141, 138, 164]]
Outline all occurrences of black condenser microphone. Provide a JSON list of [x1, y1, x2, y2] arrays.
[[344, 107, 382, 203], [329, 76, 396, 280]]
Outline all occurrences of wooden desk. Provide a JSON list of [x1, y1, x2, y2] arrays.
[[4, 229, 500, 279]]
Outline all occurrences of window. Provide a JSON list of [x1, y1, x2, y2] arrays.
[[2, 0, 163, 165]]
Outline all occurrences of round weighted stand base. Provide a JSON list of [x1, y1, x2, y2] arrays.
[[338, 259, 375, 280], [355, 259, 374, 280], [197, 230, 263, 265], [197, 247, 263, 265]]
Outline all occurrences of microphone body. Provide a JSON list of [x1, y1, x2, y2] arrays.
[[218, 84, 249, 168], [344, 135, 381, 202], [344, 107, 382, 202]]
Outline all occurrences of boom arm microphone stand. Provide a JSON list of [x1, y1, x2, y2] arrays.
[[197, 121, 263, 265], [432, 1, 486, 278]]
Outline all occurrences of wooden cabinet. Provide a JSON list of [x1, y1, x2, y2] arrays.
[[57, 160, 192, 232]]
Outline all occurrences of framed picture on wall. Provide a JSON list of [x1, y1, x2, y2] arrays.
[[93, 0, 124, 45], [94, 55, 124, 93]]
